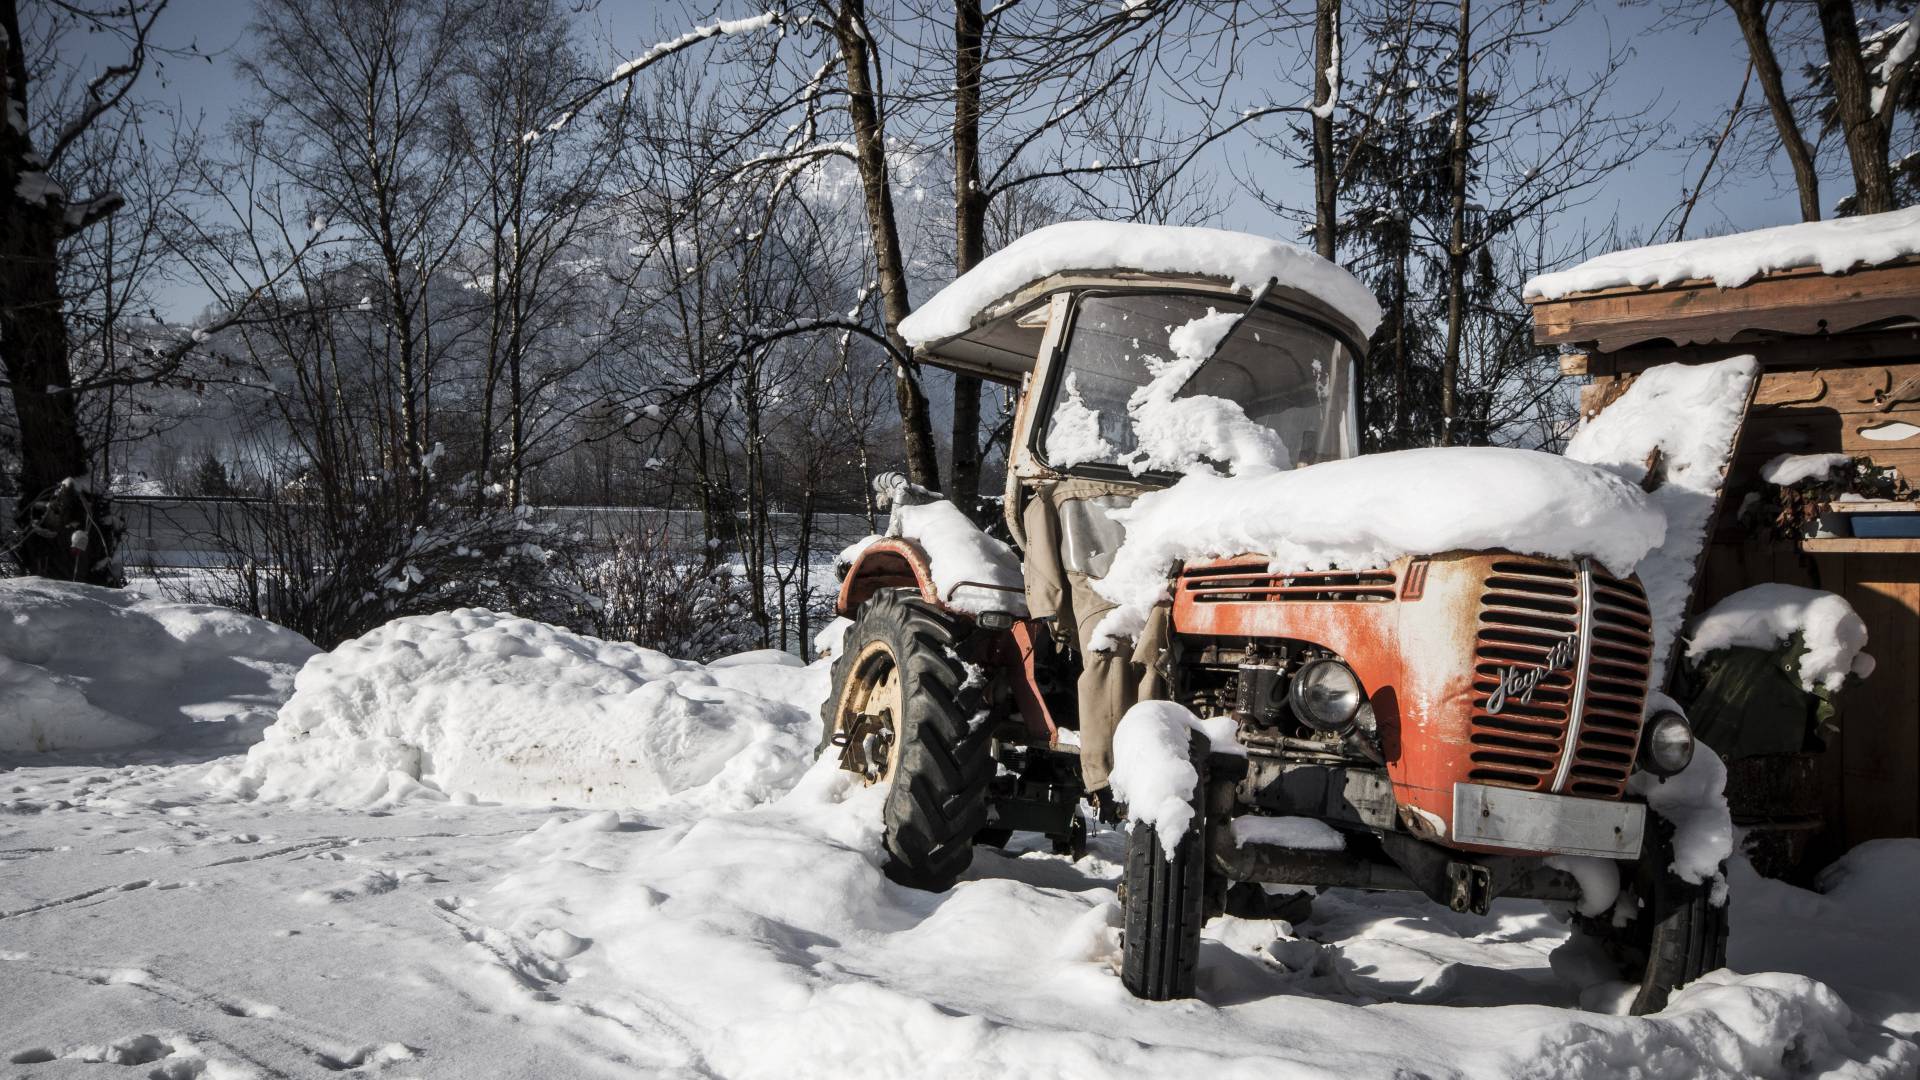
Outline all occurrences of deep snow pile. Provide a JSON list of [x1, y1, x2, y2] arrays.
[[1523, 205, 1920, 298], [1688, 583, 1875, 692], [1567, 356, 1760, 687], [0, 578, 317, 753], [1088, 446, 1665, 648], [215, 609, 826, 810], [899, 220, 1383, 346]]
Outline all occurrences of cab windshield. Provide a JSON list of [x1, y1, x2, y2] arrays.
[[1037, 291, 1358, 478]]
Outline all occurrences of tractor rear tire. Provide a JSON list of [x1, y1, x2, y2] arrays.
[[1575, 819, 1728, 1015], [822, 588, 993, 892], [1120, 736, 1208, 1001]]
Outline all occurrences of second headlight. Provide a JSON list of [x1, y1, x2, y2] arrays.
[[1640, 710, 1695, 777]]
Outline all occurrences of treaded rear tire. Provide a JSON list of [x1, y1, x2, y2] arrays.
[[822, 588, 993, 891], [1121, 736, 1208, 1000]]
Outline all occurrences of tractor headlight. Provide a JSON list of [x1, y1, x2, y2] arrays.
[[1289, 659, 1365, 732], [1640, 711, 1695, 777]]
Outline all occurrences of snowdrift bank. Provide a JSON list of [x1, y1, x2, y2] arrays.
[[1733, 839, 1920, 1035], [0, 578, 317, 753], [217, 609, 826, 810], [1567, 356, 1760, 688]]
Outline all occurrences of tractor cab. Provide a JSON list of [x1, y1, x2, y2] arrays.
[[900, 231, 1373, 546]]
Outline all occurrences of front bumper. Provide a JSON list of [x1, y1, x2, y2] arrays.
[[1451, 782, 1645, 859]]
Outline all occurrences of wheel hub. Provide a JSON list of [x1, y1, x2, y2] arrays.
[[833, 641, 903, 785]]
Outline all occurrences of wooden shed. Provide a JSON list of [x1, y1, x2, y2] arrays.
[[1526, 209, 1920, 872]]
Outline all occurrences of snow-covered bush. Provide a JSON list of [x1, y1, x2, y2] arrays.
[[171, 478, 588, 649], [566, 525, 757, 662]]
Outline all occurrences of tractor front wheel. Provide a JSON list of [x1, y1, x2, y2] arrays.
[[1574, 819, 1728, 1015], [822, 588, 994, 891], [1120, 736, 1209, 1001]]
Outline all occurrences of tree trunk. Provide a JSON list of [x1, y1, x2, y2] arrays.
[[1727, 0, 1822, 221], [1311, 0, 1352, 435], [832, 0, 942, 490], [949, 0, 987, 515], [0, 0, 120, 583], [1310, 0, 1340, 261], [1814, 0, 1894, 213], [1391, 242, 1409, 448], [1440, 0, 1470, 448]]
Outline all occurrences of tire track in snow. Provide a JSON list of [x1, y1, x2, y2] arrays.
[[0, 878, 153, 920], [198, 837, 348, 867]]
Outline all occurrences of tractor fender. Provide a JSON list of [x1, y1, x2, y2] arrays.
[[838, 538, 1060, 746], [836, 537, 951, 617]]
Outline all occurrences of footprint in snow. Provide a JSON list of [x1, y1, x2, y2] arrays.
[[313, 1042, 418, 1071], [298, 869, 421, 904]]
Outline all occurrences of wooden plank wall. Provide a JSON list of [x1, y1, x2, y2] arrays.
[[1698, 543, 1920, 862], [1739, 364, 1920, 484]]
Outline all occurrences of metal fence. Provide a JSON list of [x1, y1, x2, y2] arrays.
[[2, 495, 877, 570]]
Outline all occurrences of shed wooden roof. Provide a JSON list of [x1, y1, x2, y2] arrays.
[[1527, 259, 1920, 354]]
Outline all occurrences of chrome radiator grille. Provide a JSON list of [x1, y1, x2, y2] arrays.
[[1467, 559, 1653, 798]]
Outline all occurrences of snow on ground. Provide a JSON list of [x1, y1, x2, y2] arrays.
[[3, 590, 1917, 1078], [1688, 584, 1876, 692], [1089, 446, 1666, 648], [0, 579, 317, 754], [899, 220, 1383, 347], [5, 748, 1916, 1078], [1523, 205, 1920, 299]]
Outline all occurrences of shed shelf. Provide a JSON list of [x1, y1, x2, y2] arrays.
[[1797, 538, 1920, 554]]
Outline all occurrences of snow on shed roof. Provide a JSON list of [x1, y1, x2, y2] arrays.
[[1524, 205, 1920, 301], [899, 220, 1383, 347]]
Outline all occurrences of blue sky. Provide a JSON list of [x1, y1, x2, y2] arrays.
[[74, 0, 1792, 320]]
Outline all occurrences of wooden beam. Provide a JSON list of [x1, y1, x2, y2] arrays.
[[1799, 538, 1920, 554], [1581, 328, 1920, 378], [1530, 262, 1920, 351]]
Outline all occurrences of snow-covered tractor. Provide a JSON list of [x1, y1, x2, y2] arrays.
[[823, 222, 1727, 1015]]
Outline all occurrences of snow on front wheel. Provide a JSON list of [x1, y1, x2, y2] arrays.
[[1571, 818, 1729, 1015], [821, 588, 993, 891]]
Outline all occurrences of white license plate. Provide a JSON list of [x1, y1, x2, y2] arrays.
[[1451, 782, 1645, 859]]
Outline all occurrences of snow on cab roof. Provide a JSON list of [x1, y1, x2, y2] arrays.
[[1523, 205, 1920, 301], [899, 220, 1384, 347]]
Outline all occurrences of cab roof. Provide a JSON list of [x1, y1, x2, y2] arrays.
[[899, 221, 1381, 384]]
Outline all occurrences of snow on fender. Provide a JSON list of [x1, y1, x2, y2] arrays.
[[1109, 700, 1242, 858]]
